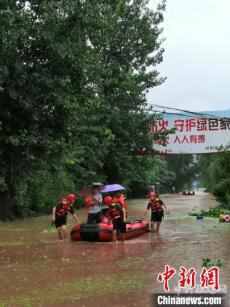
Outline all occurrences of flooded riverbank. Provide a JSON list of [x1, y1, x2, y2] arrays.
[[0, 192, 229, 307]]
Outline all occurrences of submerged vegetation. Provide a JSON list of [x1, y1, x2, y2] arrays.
[[202, 258, 224, 268], [189, 207, 230, 219]]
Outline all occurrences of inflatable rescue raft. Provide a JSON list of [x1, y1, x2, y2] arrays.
[[71, 220, 149, 242]]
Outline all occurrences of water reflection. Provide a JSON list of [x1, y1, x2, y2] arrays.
[[0, 192, 229, 307]]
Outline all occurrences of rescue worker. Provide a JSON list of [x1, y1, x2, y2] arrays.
[[144, 192, 167, 233], [108, 198, 126, 242], [52, 194, 80, 240]]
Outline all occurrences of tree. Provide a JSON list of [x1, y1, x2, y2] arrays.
[[0, 0, 166, 219], [80, 0, 166, 183], [165, 155, 198, 192], [199, 153, 230, 208], [0, 1, 87, 218]]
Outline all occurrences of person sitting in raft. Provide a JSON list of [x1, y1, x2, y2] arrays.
[[100, 206, 111, 224], [108, 198, 127, 241], [144, 192, 167, 233], [52, 195, 80, 240], [87, 183, 103, 224]]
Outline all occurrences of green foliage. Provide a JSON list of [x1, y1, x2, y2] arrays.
[[0, 0, 84, 218], [202, 258, 224, 268], [124, 155, 176, 197], [0, 0, 167, 218], [16, 167, 76, 216], [189, 208, 230, 218], [199, 153, 230, 209], [165, 155, 198, 192]]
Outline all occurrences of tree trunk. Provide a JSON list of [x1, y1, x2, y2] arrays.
[[0, 190, 17, 221]]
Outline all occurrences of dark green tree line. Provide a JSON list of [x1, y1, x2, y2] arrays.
[[199, 153, 230, 208], [0, 0, 166, 219], [166, 155, 198, 192]]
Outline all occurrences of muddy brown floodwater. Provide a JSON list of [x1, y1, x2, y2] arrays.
[[0, 192, 229, 307]]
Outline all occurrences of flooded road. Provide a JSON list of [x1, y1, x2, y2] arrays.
[[0, 192, 229, 307]]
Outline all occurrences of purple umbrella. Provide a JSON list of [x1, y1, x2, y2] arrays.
[[101, 184, 125, 193]]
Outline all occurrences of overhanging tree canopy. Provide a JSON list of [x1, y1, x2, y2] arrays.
[[0, 0, 166, 219]]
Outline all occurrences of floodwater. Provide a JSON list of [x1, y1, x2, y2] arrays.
[[0, 192, 229, 307]]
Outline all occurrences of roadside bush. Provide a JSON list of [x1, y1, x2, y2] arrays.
[[16, 168, 75, 216]]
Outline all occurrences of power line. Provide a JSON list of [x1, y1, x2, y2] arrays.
[[148, 103, 230, 119], [149, 103, 218, 118], [147, 109, 200, 119], [161, 112, 200, 118]]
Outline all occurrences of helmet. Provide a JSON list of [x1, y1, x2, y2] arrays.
[[60, 197, 69, 205], [92, 182, 103, 187], [66, 193, 77, 203], [103, 196, 113, 206], [84, 196, 93, 207]]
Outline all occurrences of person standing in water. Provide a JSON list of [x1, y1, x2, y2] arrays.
[[87, 183, 103, 224], [112, 192, 128, 219], [144, 192, 167, 233], [108, 197, 126, 242], [52, 195, 80, 240]]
